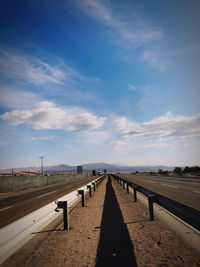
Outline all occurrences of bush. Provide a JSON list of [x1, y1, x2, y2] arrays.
[[174, 167, 182, 174], [183, 166, 200, 174], [162, 171, 169, 175]]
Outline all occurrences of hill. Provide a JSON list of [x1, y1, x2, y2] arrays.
[[0, 162, 174, 174]]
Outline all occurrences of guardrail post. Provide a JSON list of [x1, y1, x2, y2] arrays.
[[126, 182, 129, 194], [87, 185, 92, 197], [63, 202, 69, 230], [148, 195, 159, 221], [55, 201, 69, 230], [78, 190, 85, 207], [133, 186, 139, 202], [92, 182, 96, 192]]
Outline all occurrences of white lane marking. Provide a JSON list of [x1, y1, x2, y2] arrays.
[[37, 190, 58, 198], [0, 206, 13, 212], [65, 185, 74, 189], [162, 184, 179, 189], [193, 190, 200, 194]]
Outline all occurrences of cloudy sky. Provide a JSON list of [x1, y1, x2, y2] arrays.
[[0, 0, 200, 169]]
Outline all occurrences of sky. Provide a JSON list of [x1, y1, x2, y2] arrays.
[[0, 0, 200, 169]]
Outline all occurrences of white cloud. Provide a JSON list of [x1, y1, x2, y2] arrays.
[[66, 112, 106, 133], [31, 136, 55, 141], [114, 112, 200, 140], [77, 130, 110, 145], [0, 50, 78, 86], [0, 85, 40, 109], [142, 49, 167, 71], [129, 84, 136, 91], [112, 116, 138, 131], [1, 110, 33, 126], [110, 140, 131, 152], [142, 45, 200, 71], [77, 0, 163, 46], [0, 101, 106, 132], [0, 49, 103, 107], [109, 111, 200, 153], [142, 143, 169, 149]]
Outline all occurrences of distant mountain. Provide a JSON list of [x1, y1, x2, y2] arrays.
[[0, 162, 174, 174], [81, 163, 174, 172]]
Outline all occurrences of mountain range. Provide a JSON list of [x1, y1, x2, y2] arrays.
[[0, 162, 174, 174]]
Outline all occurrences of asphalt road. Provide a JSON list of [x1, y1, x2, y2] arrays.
[[117, 174, 200, 211], [0, 176, 95, 228]]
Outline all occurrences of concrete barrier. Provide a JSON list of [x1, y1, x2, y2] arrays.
[[0, 174, 88, 193]]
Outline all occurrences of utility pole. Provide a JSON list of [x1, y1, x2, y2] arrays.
[[39, 156, 45, 175]]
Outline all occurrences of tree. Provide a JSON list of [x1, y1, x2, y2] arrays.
[[183, 166, 190, 174], [162, 170, 169, 176], [183, 166, 200, 174], [174, 167, 182, 174]]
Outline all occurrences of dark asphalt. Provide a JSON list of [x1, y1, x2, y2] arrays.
[[0, 176, 95, 228], [117, 174, 200, 210]]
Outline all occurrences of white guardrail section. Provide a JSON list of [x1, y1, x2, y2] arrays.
[[0, 176, 103, 264]]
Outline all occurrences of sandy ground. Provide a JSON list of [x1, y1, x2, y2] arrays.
[[2, 176, 200, 267]]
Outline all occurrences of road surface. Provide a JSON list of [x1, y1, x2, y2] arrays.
[[117, 174, 200, 211], [0, 176, 95, 228]]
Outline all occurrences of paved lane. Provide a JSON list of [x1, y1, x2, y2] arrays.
[[0, 176, 95, 228], [118, 174, 200, 210]]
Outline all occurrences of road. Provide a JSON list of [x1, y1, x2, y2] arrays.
[[117, 174, 200, 211], [0, 176, 95, 228]]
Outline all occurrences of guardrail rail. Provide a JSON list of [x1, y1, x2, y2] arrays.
[[111, 174, 200, 231], [0, 175, 105, 264]]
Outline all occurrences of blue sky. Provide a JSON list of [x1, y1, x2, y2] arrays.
[[0, 0, 200, 169]]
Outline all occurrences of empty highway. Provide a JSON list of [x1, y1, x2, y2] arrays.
[[117, 173, 200, 211], [0, 176, 95, 228]]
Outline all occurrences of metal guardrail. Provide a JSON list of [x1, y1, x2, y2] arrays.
[[54, 176, 105, 230], [0, 175, 105, 264], [111, 174, 200, 231]]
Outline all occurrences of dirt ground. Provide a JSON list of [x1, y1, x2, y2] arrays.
[[2, 176, 200, 267]]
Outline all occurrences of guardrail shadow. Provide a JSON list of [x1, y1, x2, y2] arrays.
[[31, 229, 64, 234], [95, 176, 137, 267]]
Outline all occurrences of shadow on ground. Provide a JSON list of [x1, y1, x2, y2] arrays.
[[95, 176, 138, 267]]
